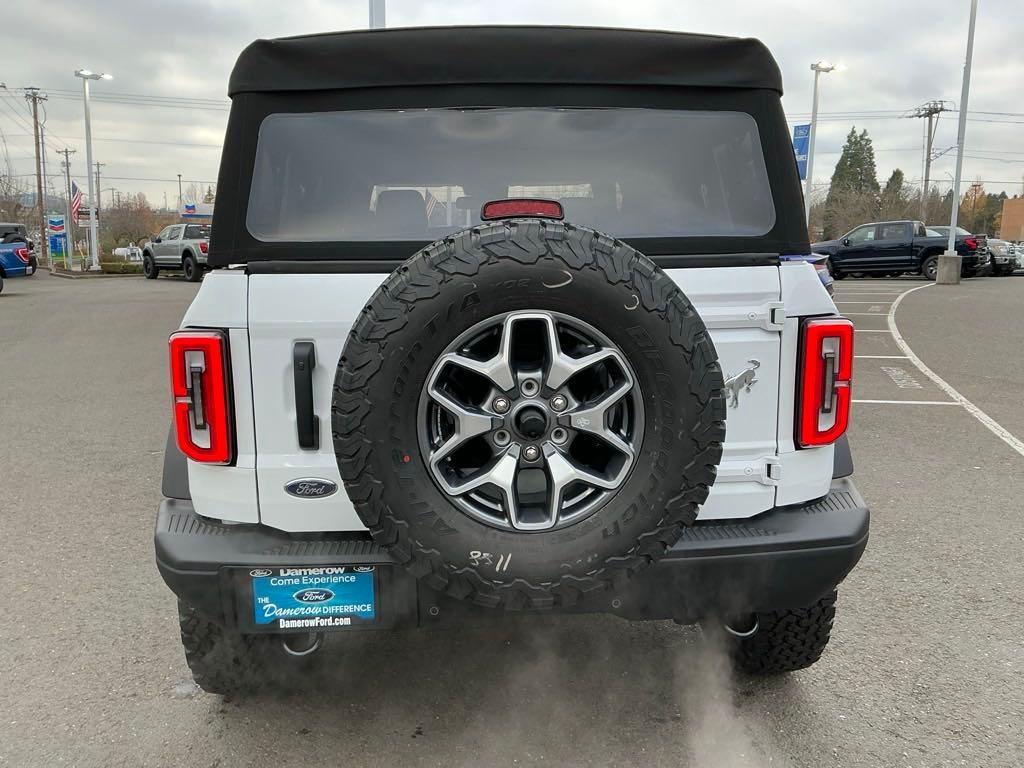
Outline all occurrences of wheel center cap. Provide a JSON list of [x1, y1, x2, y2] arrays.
[[514, 406, 548, 440]]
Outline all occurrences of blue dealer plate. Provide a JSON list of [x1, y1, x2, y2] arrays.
[[250, 566, 376, 630]]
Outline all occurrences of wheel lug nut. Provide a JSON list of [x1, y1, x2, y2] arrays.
[[492, 397, 511, 414], [523, 445, 540, 462], [550, 394, 567, 412], [493, 430, 511, 447]]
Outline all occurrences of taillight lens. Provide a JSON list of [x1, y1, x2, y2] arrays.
[[169, 330, 234, 464], [965, 237, 978, 250], [797, 317, 853, 448], [14, 247, 30, 264], [481, 198, 564, 221], [199, 242, 208, 254]]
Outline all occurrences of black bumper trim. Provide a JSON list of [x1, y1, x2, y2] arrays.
[[155, 478, 868, 628]]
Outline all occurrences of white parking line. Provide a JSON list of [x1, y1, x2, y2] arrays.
[[856, 355, 908, 359], [853, 399, 958, 405], [889, 284, 1024, 458]]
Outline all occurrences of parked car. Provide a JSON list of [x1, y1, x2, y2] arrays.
[[142, 223, 211, 282], [813, 220, 987, 280], [982, 239, 1016, 276], [0, 221, 33, 247], [155, 26, 869, 694], [928, 226, 989, 276], [0, 240, 36, 294]]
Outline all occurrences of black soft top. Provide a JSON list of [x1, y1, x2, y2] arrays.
[[228, 25, 783, 97]]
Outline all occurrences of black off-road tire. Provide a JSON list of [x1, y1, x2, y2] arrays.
[[177, 601, 279, 695], [182, 253, 201, 282], [2, 233, 26, 244], [142, 253, 159, 279], [333, 219, 727, 611], [720, 590, 838, 675]]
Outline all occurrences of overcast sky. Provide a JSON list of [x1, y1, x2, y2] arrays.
[[2, 0, 1023, 210]]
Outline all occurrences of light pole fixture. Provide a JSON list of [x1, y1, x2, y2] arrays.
[[938, 0, 979, 286], [74, 69, 112, 271], [804, 60, 842, 227]]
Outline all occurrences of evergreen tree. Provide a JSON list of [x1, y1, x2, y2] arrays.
[[880, 169, 909, 219], [822, 127, 881, 238]]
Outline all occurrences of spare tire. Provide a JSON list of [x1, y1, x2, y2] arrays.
[[333, 220, 726, 610]]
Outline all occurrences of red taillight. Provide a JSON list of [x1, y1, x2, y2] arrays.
[[965, 237, 978, 250], [481, 198, 564, 221], [199, 242, 208, 254], [169, 330, 234, 464], [14, 247, 31, 264], [797, 317, 854, 448]]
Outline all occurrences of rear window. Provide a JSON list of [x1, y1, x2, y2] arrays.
[[184, 225, 211, 239], [246, 108, 775, 243]]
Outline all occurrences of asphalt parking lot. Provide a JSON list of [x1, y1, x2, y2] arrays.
[[2, 270, 1023, 767]]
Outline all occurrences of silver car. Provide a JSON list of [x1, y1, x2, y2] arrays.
[[987, 239, 1018, 277], [142, 223, 211, 282]]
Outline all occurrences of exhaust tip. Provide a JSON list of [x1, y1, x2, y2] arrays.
[[281, 632, 324, 657], [723, 614, 759, 638]]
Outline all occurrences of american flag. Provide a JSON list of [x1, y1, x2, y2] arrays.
[[71, 181, 83, 221]]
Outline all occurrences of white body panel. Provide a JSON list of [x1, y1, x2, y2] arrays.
[[186, 328, 260, 523], [180, 261, 839, 531]]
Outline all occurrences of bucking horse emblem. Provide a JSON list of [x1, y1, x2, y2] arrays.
[[724, 360, 760, 408]]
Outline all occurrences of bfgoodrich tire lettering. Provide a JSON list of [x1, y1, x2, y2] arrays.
[[332, 220, 726, 610]]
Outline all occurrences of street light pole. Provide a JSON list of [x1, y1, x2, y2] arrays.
[[75, 69, 111, 271], [804, 61, 838, 228], [177, 174, 182, 212], [938, 0, 979, 286]]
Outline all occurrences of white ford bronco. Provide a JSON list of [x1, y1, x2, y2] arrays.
[[156, 26, 869, 694]]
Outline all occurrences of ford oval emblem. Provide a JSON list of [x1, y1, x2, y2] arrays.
[[294, 588, 335, 604], [284, 478, 338, 498], [249, 568, 273, 578]]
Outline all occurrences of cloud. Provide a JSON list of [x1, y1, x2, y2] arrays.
[[2, 0, 1022, 210]]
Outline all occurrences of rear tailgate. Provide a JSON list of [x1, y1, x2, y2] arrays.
[[246, 266, 786, 532]]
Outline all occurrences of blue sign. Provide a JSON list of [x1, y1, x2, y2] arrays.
[[49, 232, 67, 260], [251, 566, 376, 629], [793, 124, 811, 180]]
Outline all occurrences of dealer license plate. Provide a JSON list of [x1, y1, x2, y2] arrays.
[[249, 566, 376, 631]]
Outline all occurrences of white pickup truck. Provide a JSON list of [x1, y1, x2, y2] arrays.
[[155, 26, 869, 694]]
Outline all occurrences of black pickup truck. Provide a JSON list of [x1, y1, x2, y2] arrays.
[[812, 220, 987, 280]]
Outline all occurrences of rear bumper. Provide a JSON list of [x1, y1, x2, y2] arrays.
[[155, 477, 869, 630]]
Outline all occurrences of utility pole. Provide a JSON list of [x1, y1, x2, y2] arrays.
[[95, 162, 104, 210], [57, 147, 75, 269], [909, 101, 950, 221], [25, 88, 49, 267], [177, 173, 182, 211], [938, 0, 979, 286]]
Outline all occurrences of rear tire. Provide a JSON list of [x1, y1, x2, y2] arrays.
[[182, 253, 202, 282], [178, 601, 284, 695], [826, 258, 844, 280], [716, 590, 838, 675], [921, 255, 938, 281], [143, 253, 159, 279]]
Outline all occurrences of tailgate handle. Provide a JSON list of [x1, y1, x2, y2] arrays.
[[293, 341, 319, 450]]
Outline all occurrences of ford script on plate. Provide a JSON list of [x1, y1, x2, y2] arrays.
[[251, 566, 376, 630]]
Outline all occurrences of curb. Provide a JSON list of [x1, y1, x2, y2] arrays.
[[49, 270, 143, 280]]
